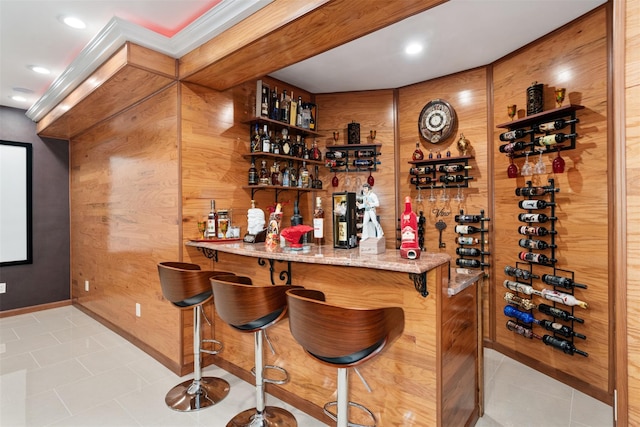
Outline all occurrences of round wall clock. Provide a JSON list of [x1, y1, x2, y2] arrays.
[[418, 99, 457, 144]]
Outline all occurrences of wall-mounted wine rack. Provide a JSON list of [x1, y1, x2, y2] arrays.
[[325, 144, 382, 172], [408, 154, 473, 189], [454, 209, 490, 276]]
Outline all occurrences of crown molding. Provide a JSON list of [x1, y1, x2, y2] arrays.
[[26, 0, 272, 122]]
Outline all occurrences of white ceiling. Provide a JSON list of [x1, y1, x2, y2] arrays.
[[0, 0, 606, 120]]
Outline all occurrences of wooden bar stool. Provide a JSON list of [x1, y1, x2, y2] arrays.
[[210, 274, 299, 427], [286, 288, 404, 427], [157, 262, 232, 412]]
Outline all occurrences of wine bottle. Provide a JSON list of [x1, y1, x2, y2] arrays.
[[456, 247, 483, 257], [515, 186, 559, 197], [260, 86, 270, 117], [519, 251, 556, 265], [538, 319, 586, 339], [499, 140, 533, 154], [541, 288, 588, 309], [518, 225, 555, 236], [542, 335, 588, 357], [457, 237, 483, 245], [518, 213, 556, 223], [270, 86, 280, 121], [439, 174, 473, 183], [326, 159, 347, 168], [504, 292, 537, 311], [248, 159, 258, 186], [296, 96, 303, 127], [538, 303, 584, 323], [410, 176, 437, 186], [353, 159, 379, 168], [499, 128, 535, 141], [535, 133, 577, 147], [541, 274, 588, 290], [313, 196, 324, 246], [261, 125, 270, 153], [456, 258, 485, 268], [506, 320, 541, 340], [412, 142, 424, 161], [504, 265, 540, 280], [454, 225, 486, 234], [325, 151, 346, 159], [438, 164, 472, 173], [503, 280, 542, 296], [518, 238, 554, 250], [503, 305, 537, 324], [280, 89, 290, 123], [519, 199, 554, 210], [533, 118, 579, 133], [308, 103, 316, 131], [355, 150, 377, 158], [455, 214, 482, 223], [410, 166, 435, 175], [207, 200, 218, 239], [290, 199, 303, 226]]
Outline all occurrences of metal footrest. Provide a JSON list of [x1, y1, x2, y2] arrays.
[[323, 401, 376, 427], [250, 364, 289, 385], [200, 338, 223, 356]]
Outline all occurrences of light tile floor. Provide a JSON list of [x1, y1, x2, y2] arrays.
[[0, 306, 613, 426]]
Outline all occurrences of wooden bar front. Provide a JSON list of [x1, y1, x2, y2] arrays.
[[187, 241, 481, 427]]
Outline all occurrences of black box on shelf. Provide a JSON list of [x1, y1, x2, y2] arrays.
[[332, 192, 358, 249]]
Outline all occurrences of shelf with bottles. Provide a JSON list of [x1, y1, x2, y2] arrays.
[[245, 117, 322, 138], [454, 209, 490, 276], [325, 143, 382, 172], [496, 104, 584, 159], [408, 154, 474, 189], [242, 152, 324, 166]]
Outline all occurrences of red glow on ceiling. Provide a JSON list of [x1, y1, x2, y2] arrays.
[[129, 0, 222, 38]]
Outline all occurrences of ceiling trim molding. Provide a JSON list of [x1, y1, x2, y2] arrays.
[[25, 0, 272, 122]]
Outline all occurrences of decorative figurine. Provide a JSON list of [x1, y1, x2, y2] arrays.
[[400, 196, 421, 259], [457, 133, 470, 156], [358, 183, 385, 254]]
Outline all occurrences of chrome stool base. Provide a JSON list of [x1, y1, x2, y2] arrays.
[[165, 377, 230, 412], [323, 401, 376, 427], [226, 406, 297, 427]]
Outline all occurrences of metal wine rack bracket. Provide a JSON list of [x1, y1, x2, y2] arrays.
[[325, 143, 382, 172], [408, 154, 474, 189], [455, 209, 490, 277]]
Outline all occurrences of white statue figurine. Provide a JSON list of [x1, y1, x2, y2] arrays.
[[357, 183, 384, 240]]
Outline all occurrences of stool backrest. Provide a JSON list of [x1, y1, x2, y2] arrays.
[[157, 262, 232, 304], [210, 275, 296, 331], [286, 288, 405, 366]]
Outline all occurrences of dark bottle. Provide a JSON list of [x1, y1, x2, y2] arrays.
[[457, 237, 483, 245], [538, 303, 585, 323], [258, 160, 270, 186], [455, 214, 481, 223], [454, 225, 485, 234], [535, 133, 577, 147], [504, 291, 537, 311], [248, 159, 258, 186], [518, 238, 553, 250], [325, 151, 346, 159], [438, 164, 472, 173], [506, 320, 541, 340], [326, 159, 347, 168], [519, 199, 554, 210], [503, 305, 537, 325], [542, 335, 588, 357], [515, 186, 559, 197], [504, 265, 540, 280], [538, 319, 586, 340], [270, 86, 280, 121], [541, 274, 588, 290], [280, 89, 290, 123], [251, 123, 261, 152], [519, 251, 556, 264], [353, 159, 379, 167], [290, 200, 303, 226], [534, 118, 579, 133], [291, 135, 302, 158], [503, 280, 542, 296], [410, 166, 435, 175], [518, 225, 555, 236], [499, 128, 535, 141], [308, 103, 316, 131], [456, 258, 484, 268], [295, 95, 303, 127], [499, 140, 533, 154], [355, 150, 376, 158], [271, 132, 281, 154], [439, 174, 473, 183], [456, 247, 482, 257], [288, 161, 298, 188], [410, 176, 437, 186], [518, 213, 555, 223], [310, 140, 322, 161]]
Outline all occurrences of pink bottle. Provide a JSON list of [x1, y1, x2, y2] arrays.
[[400, 196, 421, 259]]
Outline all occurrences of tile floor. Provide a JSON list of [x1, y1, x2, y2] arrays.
[[0, 306, 613, 426]]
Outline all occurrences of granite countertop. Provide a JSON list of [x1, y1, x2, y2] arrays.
[[448, 268, 485, 296]]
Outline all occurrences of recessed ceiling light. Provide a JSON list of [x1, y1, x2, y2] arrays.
[[11, 95, 27, 102], [29, 65, 50, 75], [60, 15, 86, 29], [405, 43, 423, 55]]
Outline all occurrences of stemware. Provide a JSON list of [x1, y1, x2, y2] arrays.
[[333, 131, 339, 144], [367, 169, 375, 186], [555, 88, 566, 108], [533, 151, 547, 175], [552, 149, 566, 173], [197, 218, 207, 239], [440, 185, 450, 202], [331, 171, 339, 187], [507, 104, 517, 121], [454, 185, 465, 203], [507, 155, 519, 178], [370, 130, 377, 143], [416, 187, 424, 203], [521, 153, 533, 176], [428, 185, 437, 203]]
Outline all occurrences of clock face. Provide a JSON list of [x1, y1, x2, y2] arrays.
[[419, 99, 457, 144]]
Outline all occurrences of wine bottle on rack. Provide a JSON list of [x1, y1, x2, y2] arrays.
[[519, 199, 555, 210], [519, 251, 556, 265], [353, 159, 379, 167], [533, 118, 579, 133], [455, 214, 481, 223], [456, 258, 487, 268], [538, 303, 584, 323], [538, 319, 586, 339], [438, 164, 472, 173], [410, 176, 437, 186], [326, 159, 347, 168], [504, 292, 537, 311], [518, 238, 554, 250], [535, 133, 577, 147], [518, 213, 556, 223], [410, 166, 435, 175], [456, 247, 486, 257], [499, 128, 535, 141], [541, 288, 588, 309], [541, 274, 588, 290], [504, 305, 537, 324], [499, 140, 534, 154], [542, 335, 588, 357], [515, 186, 560, 197], [439, 174, 473, 184], [355, 150, 377, 158], [456, 236, 485, 245], [325, 151, 346, 159], [454, 225, 486, 234], [506, 320, 541, 340], [504, 265, 540, 280], [518, 225, 555, 236], [503, 280, 542, 296]]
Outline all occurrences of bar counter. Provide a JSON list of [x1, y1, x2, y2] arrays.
[[186, 240, 482, 427]]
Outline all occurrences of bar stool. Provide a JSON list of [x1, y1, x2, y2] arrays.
[[210, 274, 299, 427], [157, 262, 232, 412], [286, 288, 404, 427]]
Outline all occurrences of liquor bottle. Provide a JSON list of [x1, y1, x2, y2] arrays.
[[326, 159, 347, 168], [456, 237, 484, 245], [541, 274, 588, 290], [291, 135, 301, 158], [499, 140, 533, 154], [410, 166, 435, 175], [454, 225, 486, 234], [506, 320, 541, 340], [410, 176, 437, 186], [251, 123, 261, 152], [519, 199, 555, 210], [308, 103, 316, 131], [518, 251, 556, 264], [538, 319, 586, 339], [534, 133, 577, 147], [438, 164, 472, 173], [518, 238, 554, 250], [504, 265, 540, 280], [261, 125, 270, 153], [518, 225, 555, 236], [248, 159, 258, 186], [290, 199, 303, 226], [518, 213, 556, 223], [288, 161, 298, 188], [271, 132, 280, 154], [439, 174, 473, 183], [258, 160, 270, 186], [280, 89, 290, 123], [296, 96, 303, 127], [503, 305, 537, 324], [353, 159, 379, 168], [282, 164, 290, 187], [541, 288, 588, 309], [456, 258, 485, 268], [542, 335, 588, 357], [207, 200, 218, 239], [260, 85, 269, 117], [504, 292, 537, 311], [456, 247, 483, 257], [538, 303, 585, 323], [270, 163, 280, 186], [355, 150, 376, 158], [270, 86, 279, 120], [499, 128, 535, 141], [313, 196, 324, 245], [515, 186, 559, 197], [300, 161, 310, 188], [533, 118, 579, 133], [325, 151, 345, 159], [281, 134, 292, 156], [503, 280, 543, 296], [412, 142, 424, 161], [455, 214, 482, 223], [310, 140, 322, 161]]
